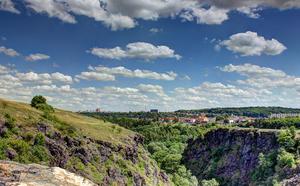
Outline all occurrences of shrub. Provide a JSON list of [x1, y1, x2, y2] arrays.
[[277, 149, 296, 169], [34, 132, 45, 146], [31, 95, 54, 113], [31, 95, 47, 108], [31, 145, 49, 162], [251, 152, 276, 182], [277, 129, 295, 152], [201, 178, 219, 186]]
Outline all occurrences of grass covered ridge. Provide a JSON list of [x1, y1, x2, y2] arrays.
[[0, 98, 134, 146]]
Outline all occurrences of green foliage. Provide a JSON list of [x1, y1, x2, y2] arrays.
[[251, 152, 277, 182], [98, 117, 212, 186], [277, 149, 296, 169], [245, 117, 300, 129], [34, 132, 45, 146], [31, 95, 54, 113], [277, 128, 296, 152], [178, 107, 300, 118], [201, 178, 219, 186], [31, 95, 47, 108], [4, 113, 16, 129], [31, 145, 49, 162]]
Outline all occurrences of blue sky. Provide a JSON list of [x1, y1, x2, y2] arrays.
[[0, 0, 300, 111]]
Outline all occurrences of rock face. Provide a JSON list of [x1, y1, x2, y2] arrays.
[[0, 160, 96, 186], [0, 121, 170, 186], [183, 128, 280, 185]]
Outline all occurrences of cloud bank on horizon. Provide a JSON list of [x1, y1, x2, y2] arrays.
[[0, 0, 299, 111]]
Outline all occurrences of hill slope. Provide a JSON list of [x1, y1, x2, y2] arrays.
[[0, 98, 171, 185]]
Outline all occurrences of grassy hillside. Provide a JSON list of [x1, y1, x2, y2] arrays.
[[0, 98, 133, 145], [0, 98, 171, 185]]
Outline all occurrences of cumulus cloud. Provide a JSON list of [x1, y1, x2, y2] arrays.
[[220, 31, 287, 56], [0, 0, 20, 14], [1, 63, 300, 111], [4, 0, 299, 30], [24, 0, 135, 30], [15, 71, 72, 85], [0, 46, 20, 57], [25, 53, 50, 62], [75, 71, 116, 81], [0, 65, 8, 74], [205, 0, 300, 10], [76, 65, 178, 81], [181, 6, 229, 25], [221, 63, 300, 89], [90, 42, 181, 60]]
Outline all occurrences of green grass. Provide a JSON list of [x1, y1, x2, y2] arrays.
[[0, 98, 135, 146]]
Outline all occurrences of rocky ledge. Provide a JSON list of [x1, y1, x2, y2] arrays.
[[183, 128, 280, 185], [0, 160, 96, 186]]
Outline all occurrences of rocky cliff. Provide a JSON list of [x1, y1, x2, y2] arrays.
[[183, 128, 280, 185], [0, 98, 171, 185]]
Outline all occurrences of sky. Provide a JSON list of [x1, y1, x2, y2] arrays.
[[0, 0, 300, 111]]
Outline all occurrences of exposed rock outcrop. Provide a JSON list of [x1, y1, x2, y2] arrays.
[[183, 128, 280, 185], [0, 121, 170, 185], [0, 160, 96, 186]]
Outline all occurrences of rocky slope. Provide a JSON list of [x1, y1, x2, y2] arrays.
[[183, 128, 280, 185], [0, 160, 96, 185], [0, 98, 171, 185]]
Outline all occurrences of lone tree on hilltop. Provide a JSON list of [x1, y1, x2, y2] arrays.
[[31, 95, 47, 108], [31, 95, 54, 113]]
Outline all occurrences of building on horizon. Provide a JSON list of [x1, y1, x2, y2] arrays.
[[150, 109, 159, 113]]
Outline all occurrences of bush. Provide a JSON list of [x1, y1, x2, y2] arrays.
[[277, 129, 296, 152], [34, 132, 45, 146], [277, 149, 296, 169], [31, 95, 47, 108], [31, 145, 49, 162], [201, 178, 219, 186], [31, 95, 54, 113], [251, 152, 276, 182]]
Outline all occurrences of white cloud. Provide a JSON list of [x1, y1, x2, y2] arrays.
[[0, 0, 20, 14], [221, 63, 300, 89], [5, 0, 297, 30], [25, 0, 77, 24], [220, 31, 287, 56], [25, 0, 135, 30], [137, 84, 166, 96], [181, 6, 229, 25], [1, 63, 300, 111], [0, 65, 10, 74], [149, 28, 163, 33], [76, 65, 178, 81], [205, 0, 300, 10], [0, 46, 20, 57], [25, 53, 50, 62], [221, 63, 286, 78], [51, 72, 73, 84], [75, 71, 116, 81], [90, 42, 181, 60], [16, 71, 72, 85]]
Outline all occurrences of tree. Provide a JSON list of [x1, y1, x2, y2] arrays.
[[31, 95, 47, 108], [31, 95, 54, 113]]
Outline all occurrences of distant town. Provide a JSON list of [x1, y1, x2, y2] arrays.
[[81, 107, 300, 125]]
